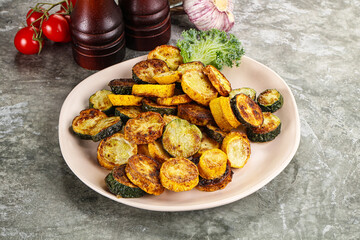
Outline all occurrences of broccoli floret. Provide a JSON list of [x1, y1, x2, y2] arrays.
[[176, 28, 245, 70]]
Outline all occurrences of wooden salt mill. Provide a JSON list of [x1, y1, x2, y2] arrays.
[[70, 0, 126, 70], [118, 0, 171, 51]]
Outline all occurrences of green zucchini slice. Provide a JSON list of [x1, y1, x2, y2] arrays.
[[132, 59, 169, 84], [257, 89, 284, 113], [230, 93, 264, 128], [229, 87, 257, 101], [203, 124, 227, 143], [108, 78, 137, 95], [246, 112, 281, 142], [105, 165, 145, 198], [114, 106, 142, 124], [142, 98, 177, 116], [89, 89, 114, 115], [71, 108, 107, 140], [90, 116, 123, 142], [162, 119, 202, 158]]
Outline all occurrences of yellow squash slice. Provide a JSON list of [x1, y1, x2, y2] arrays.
[[108, 94, 143, 106], [132, 84, 175, 98], [203, 65, 232, 96], [209, 97, 233, 132], [198, 149, 227, 180], [221, 131, 251, 168], [147, 45, 183, 71]]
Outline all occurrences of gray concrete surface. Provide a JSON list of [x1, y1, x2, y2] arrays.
[[1, 0, 359, 239]]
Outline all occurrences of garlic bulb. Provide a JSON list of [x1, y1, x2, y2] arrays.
[[183, 0, 235, 32]]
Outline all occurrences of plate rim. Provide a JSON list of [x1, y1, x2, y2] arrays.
[[58, 55, 300, 212]]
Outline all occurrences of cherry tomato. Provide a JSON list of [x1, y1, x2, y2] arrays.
[[26, 8, 44, 28], [61, 0, 77, 12], [14, 26, 43, 55], [42, 14, 71, 43], [56, 9, 71, 25]]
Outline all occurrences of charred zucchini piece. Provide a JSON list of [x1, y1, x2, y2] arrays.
[[204, 124, 227, 143], [114, 106, 142, 124], [148, 45, 183, 71], [142, 98, 177, 116], [246, 112, 281, 142], [221, 131, 251, 168], [97, 132, 137, 169], [230, 93, 264, 128], [132, 84, 175, 98], [108, 94, 143, 106], [181, 69, 218, 106], [132, 59, 169, 84], [108, 78, 137, 95], [156, 94, 193, 106], [153, 71, 181, 84], [257, 89, 284, 113], [89, 89, 114, 115], [196, 161, 233, 192], [162, 114, 180, 125], [148, 140, 171, 163], [194, 132, 221, 157], [209, 97, 233, 131], [137, 144, 151, 157], [71, 108, 107, 139], [177, 61, 205, 75], [177, 103, 214, 126], [229, 87, 256, 101], [90, 116, 123, 142], [218, 96, 241, 128], [162, 119, 202, 158], [198, 149, 227, 180], [125, 154, 164, 195], [105, 165, 146, 198], [203, 65, 232, 96], [124, 111, 166, 144], [160, 157, 199, 192]]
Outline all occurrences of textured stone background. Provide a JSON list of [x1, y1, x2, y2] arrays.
[[0, 0, 359, 239]]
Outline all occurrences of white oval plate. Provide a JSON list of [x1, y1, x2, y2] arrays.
[[58, 55, 300, 212]]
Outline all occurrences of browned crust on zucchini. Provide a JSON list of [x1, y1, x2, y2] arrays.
[[203, 65, 232, 96], [124, 111, 166, 144], [177, 103, 215, 126], [125, 154, 164, 195], [71, 108, 107, 138], [231, 93, 264, 128], [132, 59, 169, 83], [147, 45, 183, 71], [196, 161, 233, 192]]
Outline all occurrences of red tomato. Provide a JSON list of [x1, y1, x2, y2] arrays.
[[14, 26, 43, 55], [26, 8, 44, 28], [61, 0, 77, 12], [56, 9, 71, 25], [42, 14, 71, 43]]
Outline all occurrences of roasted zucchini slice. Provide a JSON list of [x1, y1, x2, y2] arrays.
[[114, 106, 142, 124], [142, 98, 177, 116], [132, 84, 175, 98], [194, 132, 221, 157], [148, 140, 171, 163], [230, 93, 264, 128], [177, 61, 205, 75], [105, 165, 146, 198], [162, 114, 180, 125], [229, 87, 256, 101], [137, 144, 151, 157], [147, 45, 183, 71], [203, 124, 227, 143], [218, 96, 241, 128], [108, 94, 143, 106], [125, 154, 164, 195], [196, 161, 233, 192], [156, 94, 193, 106], [181, 69, 218, 106], [209, 97, 233, 131], [198, 149, 227, 180], [162, 119, 202, 158], [177, 103, 214, 126], [89, 89, 114, 115], [246, 112, 281, 142], [153, 71, 181, 84], [221, 131, 251, 168], [97, 132, 137, 169], [132, 59, 169, 84], [90, 116, 123, 142], [160, 157, 199, 192], [71, 108, 107, 139], [203, 65, 232, 96], [257, 89, 284, 113], [124, 111, 166, 144], [108, 78, 137, 95]]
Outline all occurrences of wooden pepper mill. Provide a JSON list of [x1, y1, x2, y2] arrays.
[[118, 0, 171, 51], [70, 0, 126, 70]]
